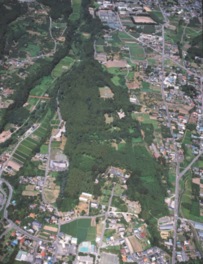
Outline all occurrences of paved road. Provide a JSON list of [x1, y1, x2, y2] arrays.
[[172, 161, 180, 264], [41, 135, 53, 205], [49, 17, 57, 54], [95, 186, 114, 264], [0, 179, 13, 219], [179, 151, 203, 179], [0, 178, 49, 243]]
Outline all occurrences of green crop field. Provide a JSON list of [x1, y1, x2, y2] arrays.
[[14, 150, 29, 160], [17, 144, 32, 154], [13, 153, 27, 163], [30, 76, 52, 96], [110, 32, 122, 47], [12, 158, 24, 165], [107, 67, 126, 76], [118, 31, 134, 41], [31, 109, 53, 142], [126, 43, 145, 60], [69, 0, 81, 21], [180, 175, 203, 222], [21, 138, 37, 148], [51, 56, 74, 78], [61, 219, 96, 244]]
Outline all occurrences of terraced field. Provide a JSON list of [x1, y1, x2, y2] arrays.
[[11, 109, 52, 166]]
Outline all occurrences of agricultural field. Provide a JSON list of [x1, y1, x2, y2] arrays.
[[26, 76, 53, 111], [118, 31, 134, 41], [61, 219, 96, 244], [132, 113, 159, 130], [12, 108, 52, 166], [105, 67, 127, 87], [125, 43, 145, 61], [182, 130, 192, 145], [180, 174, 203, 222], [32, 109, 52, 140], [30, 76, 52, 97], [51, 56, 75, 78], [12, 137, 38, 165], [109, 32, 123, 48], [69, 0, 81, 21]]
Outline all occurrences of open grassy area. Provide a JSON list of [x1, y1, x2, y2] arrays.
[[61, 219, 96, 244], [182, 130, 192, 145], [21, 43, 40, 57], [148, 58, 156, 65], [132, 112, 159, 130], [110, 32, 122, 47], [69, 0, 81, 21], [40, 144, 48, 154], [126, 43, 145, 61], [111, 76, 122, 86], [96, 45, 104, 53], [51, 56, 74, 78]]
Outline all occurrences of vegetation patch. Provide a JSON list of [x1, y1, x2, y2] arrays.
[[125, 43, 145, 61], [69, 0, 81, 21], [61, 219, 96, 244], [51, 56, 74, 78]]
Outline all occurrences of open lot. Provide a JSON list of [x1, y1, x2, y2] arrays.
[[100, 252, 119, 264]]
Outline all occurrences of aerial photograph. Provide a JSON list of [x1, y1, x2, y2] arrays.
[[0, 0, 202, 263]]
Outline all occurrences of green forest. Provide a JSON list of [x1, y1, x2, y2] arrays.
[[1, 0, 169, 246], [52, 1, 169, 245]]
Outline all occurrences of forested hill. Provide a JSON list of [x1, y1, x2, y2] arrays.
[[57, 0, 168, 245], [0, 0, 72, 132], [0, 0, 27, 58]]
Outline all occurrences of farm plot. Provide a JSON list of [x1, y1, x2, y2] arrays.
[[61, 219, 96, 244], [30, 76, 52, 97], [51, 56, 75, 78], [125, 43, 145, 61], [118, 31, 134, 41], [32, 109, 52, 139], [13, 141, 35, 164], [12, 110, 52, 166]]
